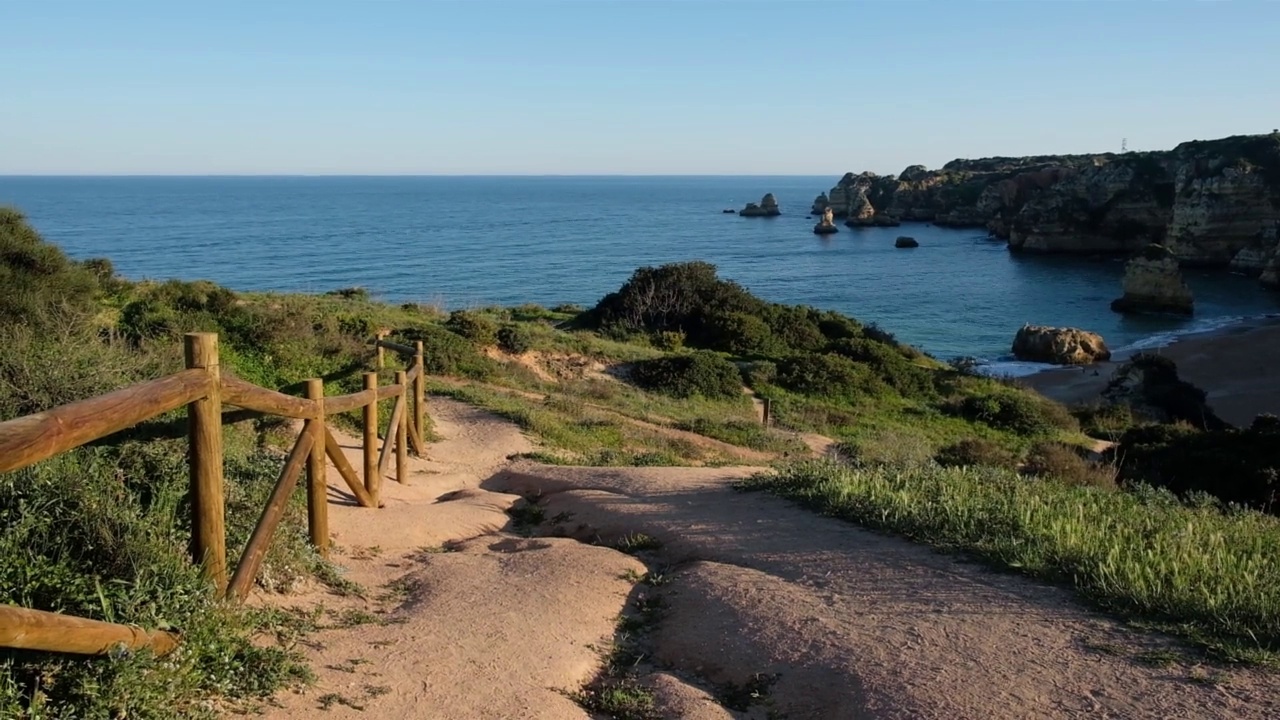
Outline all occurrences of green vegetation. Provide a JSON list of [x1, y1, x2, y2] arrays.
[[631, 352, 742, 400], [740, 460, 1280, 663]]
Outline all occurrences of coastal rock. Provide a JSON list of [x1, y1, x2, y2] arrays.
[[813, 207, 838, 235], [1011, 325, 1111, 365], [812, 132, 1280, 288], [739, 193, 780, 217], [842, 189, 878, 227], [721, 208, 736, 214], [1102, 353, 1225, 429], [894, 236, 918, 248], [810, 193, 830, 215], [1110, 244, 1194, 315]]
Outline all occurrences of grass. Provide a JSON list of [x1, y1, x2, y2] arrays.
[[739, 459, 1280, 664]]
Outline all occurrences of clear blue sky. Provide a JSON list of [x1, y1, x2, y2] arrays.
[[2, 0, 1276, 175]]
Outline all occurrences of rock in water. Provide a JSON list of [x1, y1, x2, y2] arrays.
[[1110, 244, 1194, 315], [740, 193, 781, 217], [1012, 325, 1111, 365], [813, 207, 839, 235], [842, 188, 878, 227], [894, 236, 919, 248]]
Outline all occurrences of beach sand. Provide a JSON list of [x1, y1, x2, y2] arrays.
[[1023, 318, 1280, 427]]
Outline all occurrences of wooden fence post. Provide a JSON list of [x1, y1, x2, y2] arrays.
[[363, 372, 380, 505], [185, 333, 226, 594], [375, 330, 388, 370], [305, 379, 328, 557], [413, 340, 426, 455], [395, 370, 408, 485], [763, 397, 772, 428]]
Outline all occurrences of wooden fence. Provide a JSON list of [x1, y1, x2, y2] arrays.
[[0, 332, 426, 656]]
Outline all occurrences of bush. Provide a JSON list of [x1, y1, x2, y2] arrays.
[[0, 208, 103, 327], [776, 353, 885, 399], [1116, 423, 1280, 512], [400, 325, 496, 379], [580, 261, 765, 340], [741, 360, 777, 389], [497, 324, 534, 354], [703, 311, 783, 357], [826, 337, 936, 399], [446, 310, 498, 346], [651, 330, 685, 351], [1023, 441, 1116, 488], [631, 351, 742, 399], [949, 391, 1078, 437], [1073, 402, 1136, 440], [816, 312, 862, 341], [325, 286, 370, 301], [935, 438, 1020, 470], [762, 305, 827, 353]]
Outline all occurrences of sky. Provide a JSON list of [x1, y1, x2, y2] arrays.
[[1, 0, 1277, 175]]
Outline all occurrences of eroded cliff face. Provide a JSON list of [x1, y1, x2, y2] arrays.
[[816, 133, 1280, 284]]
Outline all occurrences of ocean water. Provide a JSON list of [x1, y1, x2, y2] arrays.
[[3, 176, 1278, 367]]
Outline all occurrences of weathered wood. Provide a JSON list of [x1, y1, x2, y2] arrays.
[[376, 339, 417, 356], [0, 369, 210, 474], [324, 427, 374, 508], [362, 373, 380, 506], [0, 606, 179, 657], [403, 364, 421, 383], [378, 394, 405, 479], [411, 340, 426, 456], [323, 387, 378, 416], [226, 429, 313, 601], [375, 330, 388, 370], [305, 380, 328, 557], [395, 370, 409, 485], [186, 333, 227, 594], [221, 375, 320, 419], [375, 383, 406, 401]]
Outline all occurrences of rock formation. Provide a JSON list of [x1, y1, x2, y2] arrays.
[[813, 207, 838, 235], [1110, 244, 1194, 315], [740, 193, 780, 217], [894, 236, 918, 248], [842, 189, 877, 227], [813, 132, 1280, 287], [1011, 325, 1111, 365]]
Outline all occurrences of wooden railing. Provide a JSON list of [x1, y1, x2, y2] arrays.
[[0, 332, 427, 656]]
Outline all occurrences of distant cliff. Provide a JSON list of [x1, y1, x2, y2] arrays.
[[814, 133, 1280, 286]]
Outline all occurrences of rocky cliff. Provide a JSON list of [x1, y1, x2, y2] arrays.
[[817, 133, 1280, 284]]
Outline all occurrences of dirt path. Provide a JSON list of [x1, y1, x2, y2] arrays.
[[258, 398, 1279, 719]]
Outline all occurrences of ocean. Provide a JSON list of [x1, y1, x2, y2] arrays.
[[4, 176, 1278, 372]]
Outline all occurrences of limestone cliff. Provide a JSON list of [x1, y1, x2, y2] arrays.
[[815, 132, 1280, 287]]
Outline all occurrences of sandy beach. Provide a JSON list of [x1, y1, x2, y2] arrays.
[[1024, 317, 1280, 427]]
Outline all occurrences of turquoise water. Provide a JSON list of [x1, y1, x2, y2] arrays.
[[3, 176, 1278, 367]]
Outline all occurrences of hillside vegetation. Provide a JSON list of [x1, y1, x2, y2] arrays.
[[3, 205, 1280, 716]]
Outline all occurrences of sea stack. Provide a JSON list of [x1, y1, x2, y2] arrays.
[[740, 193, 781, 217], [1011, 325, 1111, 365], [1110, 244, 1194, 315], [843, 188, 877, 227], [813, 207, 839, 235], [894, 236, 918, 248]]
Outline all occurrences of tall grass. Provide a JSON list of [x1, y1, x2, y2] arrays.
[[740, 460, 1280, 663]]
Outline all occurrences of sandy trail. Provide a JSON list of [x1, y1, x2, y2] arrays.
[[258, 397, 1279, 720]]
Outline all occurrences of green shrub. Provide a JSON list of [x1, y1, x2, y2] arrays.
[[816, 312, 862, 341], [935, 438, 1020, 470], [741, 360, 777, 389], [826, 337, 936, 398], [631, 352, 742, 399], [1023, 441, 1116, 488], [580, 261, 765, 342], [1073, 402, 1137, 440], [703, 311, 782, 357], [1116, 422, 1280, 512], [776, 353, 885, 399], [949, 391, 1077, 437], [400, 325, 495, 379], [651, 330, 685, 351], [762, 305, 827, 353], [325, 286, 370, 301], [497, 324, 534, 354], [446, 310, 498, 347], [0, 208, 103, 327]]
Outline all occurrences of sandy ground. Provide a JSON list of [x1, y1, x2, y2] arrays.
[[255, 397, 1280, 720], [1024, 318, 1280, 426]]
